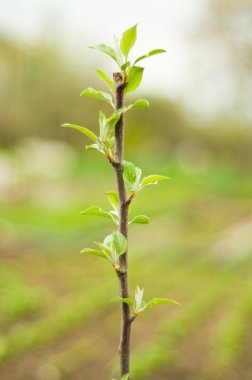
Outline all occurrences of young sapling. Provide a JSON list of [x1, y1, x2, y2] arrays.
[[62, 24, 179, 379]]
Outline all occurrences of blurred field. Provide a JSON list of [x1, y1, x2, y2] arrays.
[[1, 150, 252, 380]]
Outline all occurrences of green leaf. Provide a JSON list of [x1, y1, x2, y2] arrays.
[[103, 233, 113, 247], [111, 231, 127, 255], [114, 36, 124, 66], [94, 241, 112, 255], [120, 24, 138, 58], [106, 191, 118, 211], [134, 48, 166, 64], [86, 144, 104, 154], [80, 206, 112, 219], [132, 166, 142, 191], [129, 99, 149, 110], [145, 298, 180, 309], [106, 109, 124, 130], [132, 98, 149, 109], [99, 110, 124, 143], [96, 69, 114, 91], [134, 286, 145, 312], [129, 215, 150, 225], [122, 375, 129, 380], [81, 248, 108, 260], [99, 111, 106, 126], [90, 44, 118, 63], [61, 124, 97, 142], [103, 139, 114, 149], [125, 66, 144, 94], [111, 375, 129, 380], [123, 161, 137, 185], [141, 175, 170, 186], [111, 296, 134, 308], [99, 111, 107, 140], [80, 87, 113, 106], [121, 61, 130, 71], [109, 210, 119, 225]]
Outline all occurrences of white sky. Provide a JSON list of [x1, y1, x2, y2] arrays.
[[0, 0, 227, 116]]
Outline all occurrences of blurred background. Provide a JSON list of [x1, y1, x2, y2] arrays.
[[0, 0, 252, 379]]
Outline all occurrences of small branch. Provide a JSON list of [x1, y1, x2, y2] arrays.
[[115, 268, 126, 277], [125, 193, 134, 207], [107, 154, 116, 166], [129, 315, 137, 324], [113, 73, 125, 167], [113, 71, 132, 377]]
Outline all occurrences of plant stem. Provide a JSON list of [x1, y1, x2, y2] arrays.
[[113, 72, 132, 377]]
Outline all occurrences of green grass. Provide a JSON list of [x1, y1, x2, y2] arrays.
[[45, 338, 98, 376], [0, 280, 114, 362], [0, 268, 45, 325], [207, 281, 252, 372]]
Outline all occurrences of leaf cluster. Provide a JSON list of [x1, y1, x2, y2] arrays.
[[80, 191, 150, 226], [123, 161, 170, 198], [112, 286, 179, 317], [91, 24, 166, 94], [62, 25, 165, 161], [81, 231, 127, 271]]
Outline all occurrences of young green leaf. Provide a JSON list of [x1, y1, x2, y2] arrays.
[[120, 24, 138, 58], [102, 232, 127, 260], [103, 233, 113, 248], [123, 161, 137, 185], [121, 61, 130, 71], [111, 231, 127, 255], [109, 211, 119, 226], [141, 175, 170, 186], [112, 296, 134, 308], [145, 298, 180, 309], [106, 191, 118, 211], [81, 248, 108, 260], [111, 375, 129, 380], [109, 210, 119, 218], [99, 111, 107, 140], [106, 109, 124, 130], [61, 123, 97, 142], [103, 139, 115, 150], [130, 99, 149, 110], [114, 35, 124, 66], [81, 87, 113, 107], [86, 144, 104, 154], [125, 66, 144, 94], [132, 166, 142, 191], [121, 375, 129, 380], [134, 48, 166, 64], [134, 286, 145, 313], [96, 69, 114, 91], [80, 206, 112, 220], [90, 44, 118, 63], [129, 215, 150, 225], [94, 241, 112, 255]]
